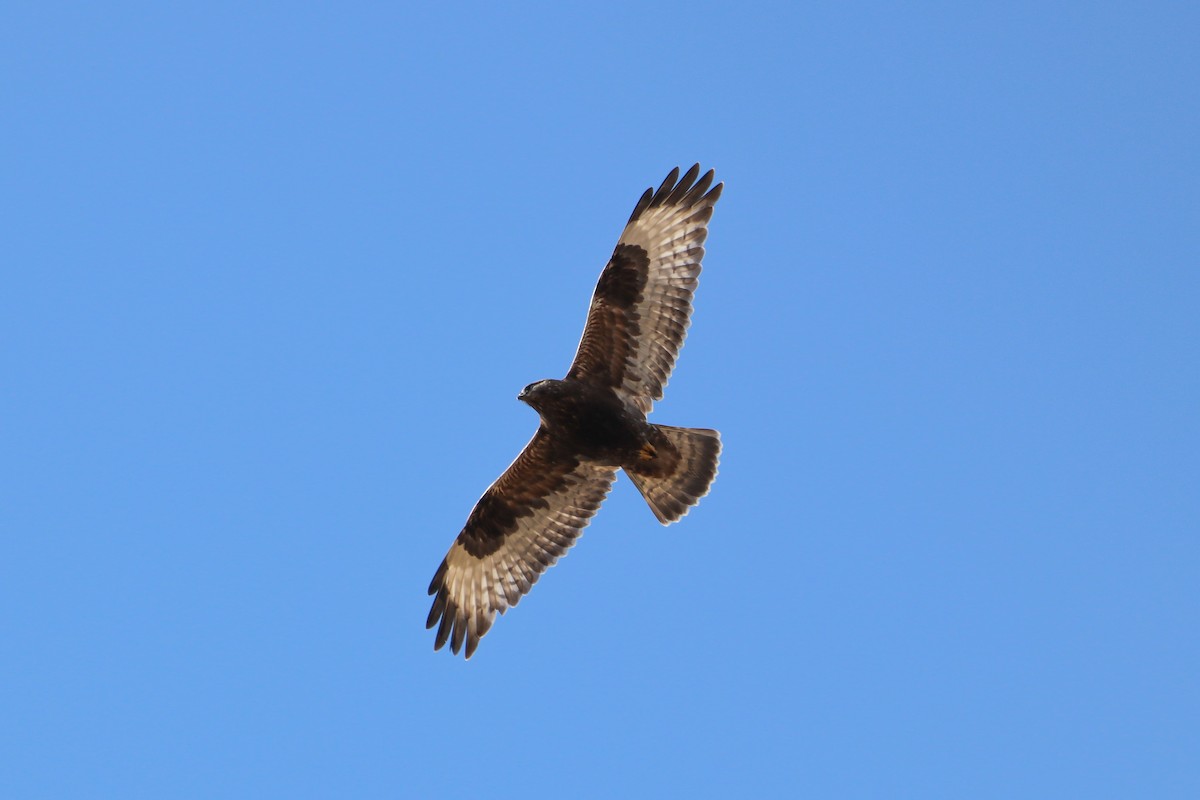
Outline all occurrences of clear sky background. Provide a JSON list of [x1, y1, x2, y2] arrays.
[[3, 2, 1197, 797]]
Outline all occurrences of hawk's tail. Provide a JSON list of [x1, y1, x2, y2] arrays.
[[625, 425, 721, 524]]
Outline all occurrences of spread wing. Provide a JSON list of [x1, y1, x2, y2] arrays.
[[426, 430, 617, 658], [567, 164, 723, 414]]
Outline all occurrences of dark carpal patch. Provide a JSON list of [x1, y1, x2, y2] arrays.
[[457, 443, 576, 558], [566, 245, 649, 391], [596, 244, 649, 308]]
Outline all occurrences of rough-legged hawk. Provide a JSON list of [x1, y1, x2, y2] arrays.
[[427, 165, 723, 658]]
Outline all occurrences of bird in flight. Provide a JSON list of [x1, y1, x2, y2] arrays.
[[427, 165, 723, 658]]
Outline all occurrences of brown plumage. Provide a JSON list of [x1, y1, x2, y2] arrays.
[[427, 165, 723, 658]]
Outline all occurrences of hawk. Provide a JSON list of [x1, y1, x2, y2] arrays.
[[427, 165, 723, 658]]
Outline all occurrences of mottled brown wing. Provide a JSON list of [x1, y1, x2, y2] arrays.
[[567, 164, 723, 414], [426, 430, 617, 658]]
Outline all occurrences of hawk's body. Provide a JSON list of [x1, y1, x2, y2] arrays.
[[427, 165, 723, 658]]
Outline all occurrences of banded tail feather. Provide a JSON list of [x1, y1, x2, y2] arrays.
[[625, 424, 721, 524]]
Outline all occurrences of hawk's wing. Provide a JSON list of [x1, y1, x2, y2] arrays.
[[567, 164, 722, 414], [426, 430, 617, 658]]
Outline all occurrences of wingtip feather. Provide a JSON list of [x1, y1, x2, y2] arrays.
[[666, 163, 702, 204], [656, 166, 681, 199], [426, 589, 447, 629]]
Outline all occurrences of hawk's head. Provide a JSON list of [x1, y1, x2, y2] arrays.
[[517, 379, 560, 410]]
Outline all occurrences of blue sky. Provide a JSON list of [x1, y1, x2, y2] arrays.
[[3, 2, 1197, 797]]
